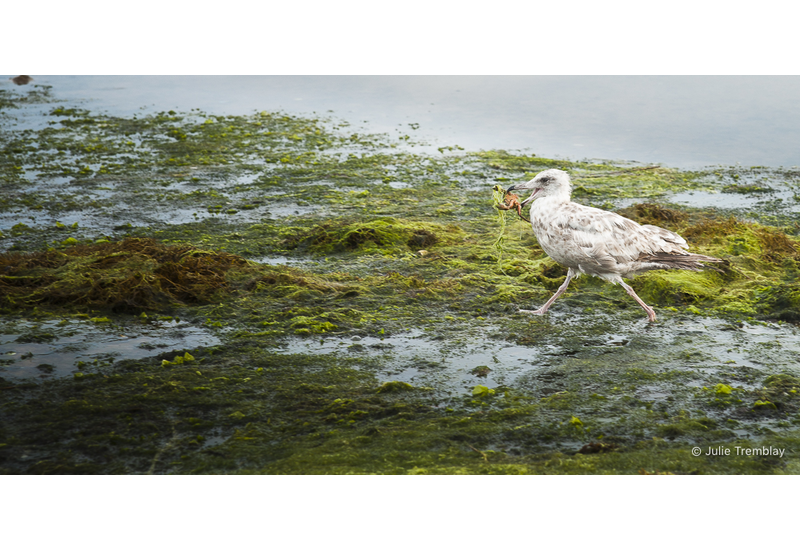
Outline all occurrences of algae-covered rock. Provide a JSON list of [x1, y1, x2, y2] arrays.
[[763, 374, 800, 388], [285, 217, 463, 255], [0, 238, 248, 313], [715, 384, 733, 395], [377, 381, 414, 393], [753, 400, 778, 411], [472, 384, 495, 397], [291, 316, 338, 334]]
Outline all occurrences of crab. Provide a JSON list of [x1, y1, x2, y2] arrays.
[[495, 191, 527, 221]]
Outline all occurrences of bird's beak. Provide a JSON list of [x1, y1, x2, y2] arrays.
[[505, 179, 537, 194], [520, 187, 541, 207]]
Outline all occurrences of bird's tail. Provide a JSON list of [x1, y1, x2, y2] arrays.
[[639, 252, 728, 273]]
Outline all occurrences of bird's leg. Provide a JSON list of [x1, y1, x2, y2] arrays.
[[619, 281, 656, 322], [520, 269, 574, 315]]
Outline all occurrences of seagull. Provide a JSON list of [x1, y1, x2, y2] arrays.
[[504, 169, 725, 322]]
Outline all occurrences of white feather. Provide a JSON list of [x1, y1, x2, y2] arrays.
[[507, 169, 724, 321], [521, 169, 697, 284]]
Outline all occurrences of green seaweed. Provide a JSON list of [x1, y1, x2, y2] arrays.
[[3, 87, 800, 474]]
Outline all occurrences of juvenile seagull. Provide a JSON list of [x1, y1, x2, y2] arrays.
[[505, 169, 725, 322]]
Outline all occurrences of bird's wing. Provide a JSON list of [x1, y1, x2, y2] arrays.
[[639, 224, 688, 249], [550, 203, 688, 268]]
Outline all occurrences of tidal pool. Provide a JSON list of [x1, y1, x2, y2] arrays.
[[0, 318, 221, 380], [277, 314, 800, 395]]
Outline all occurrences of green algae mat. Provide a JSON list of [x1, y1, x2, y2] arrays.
[[2, 85, 800, 474]]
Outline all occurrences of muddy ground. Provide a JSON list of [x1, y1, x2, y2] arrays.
[[2, 84, 800, 474]]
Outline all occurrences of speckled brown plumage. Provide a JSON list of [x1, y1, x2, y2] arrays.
[[505, 169, 726, 322]]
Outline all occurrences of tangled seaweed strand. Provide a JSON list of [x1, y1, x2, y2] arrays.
[[491, 184, 510, 261]]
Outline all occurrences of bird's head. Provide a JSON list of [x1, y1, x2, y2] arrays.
[[505, 169, 572, 207]]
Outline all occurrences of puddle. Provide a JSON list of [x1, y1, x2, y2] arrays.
[[668, 189, 799, 211], [0, 318, 221, 380], [272, 315, 800, 397], [265, 202, 317, 218], [0, 210, 99, 234], [280, 327, 545, 395], [608, 170, 800, 216], [251, 255, 318, 266]]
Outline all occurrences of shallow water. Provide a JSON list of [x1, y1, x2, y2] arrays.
[[668, 189, 800, 211], [5, 76, 800, 168], [0, 318, 221, 380], [252, 255, 320, 266], [276, 315, 800, 396]]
